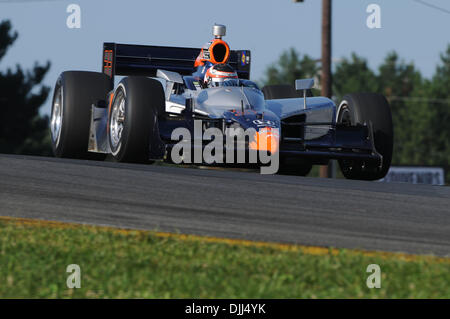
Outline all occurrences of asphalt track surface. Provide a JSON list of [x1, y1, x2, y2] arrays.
[[0, 154, 449, 256]]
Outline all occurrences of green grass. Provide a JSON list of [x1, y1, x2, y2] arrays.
[[0, 218, 448, 298]]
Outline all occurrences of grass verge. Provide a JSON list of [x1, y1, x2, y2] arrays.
[[0, 217, 448, 298]]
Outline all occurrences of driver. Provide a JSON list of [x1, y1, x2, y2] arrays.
[[203, 64, 238, 88]]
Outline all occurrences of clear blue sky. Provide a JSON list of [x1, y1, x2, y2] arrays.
[[1, 0, 449, 115]]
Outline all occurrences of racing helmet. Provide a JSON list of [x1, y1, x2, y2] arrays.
[[204, 64, 238, 87]]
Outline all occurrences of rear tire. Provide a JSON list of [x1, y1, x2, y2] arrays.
[[108, 76, 165, 163], [50, 71, 110, 160], [337, 93, 393, 181]]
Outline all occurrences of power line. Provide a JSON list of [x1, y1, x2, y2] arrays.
[[413, 0, 450, 15]]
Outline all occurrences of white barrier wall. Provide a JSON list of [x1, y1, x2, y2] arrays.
[[379, 166, 445, 185]]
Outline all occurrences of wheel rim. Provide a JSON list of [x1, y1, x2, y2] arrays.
[[50, 86, 63, 146], [337, 103, 352, 126], [109, 90, 126, 151]]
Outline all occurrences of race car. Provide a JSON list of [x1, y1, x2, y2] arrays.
[[50, 24, 393, 180]]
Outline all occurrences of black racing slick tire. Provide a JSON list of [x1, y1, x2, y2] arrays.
[[337, 93, 393, 181], [108, 76, 165, 163], [262, 84, 313, 100], [50, 71, 110, 159]]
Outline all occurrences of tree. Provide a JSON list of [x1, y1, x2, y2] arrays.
[[333, 53, 378, 100], [262, 48, 320, 91], [0, 20, 52, 156], [376, 52, 426, 165], [428, 45, 450, 182]]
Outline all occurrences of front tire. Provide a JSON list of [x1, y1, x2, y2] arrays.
[[337, 93, 393, 181], [108, 76, 165, 163]]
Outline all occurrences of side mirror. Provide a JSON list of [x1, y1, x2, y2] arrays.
[[156, 69, 184, 84], [295, 78, 314, 91], [295, 78, 314, 110]]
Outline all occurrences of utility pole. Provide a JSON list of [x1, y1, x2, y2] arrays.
[[294, 0, 334, 178], [320, 0, 332, 178]]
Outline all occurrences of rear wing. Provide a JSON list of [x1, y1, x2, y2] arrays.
[[102, 42, 251, 88]]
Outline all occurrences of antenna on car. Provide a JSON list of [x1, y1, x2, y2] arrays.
[[212, 24, 226, 39]]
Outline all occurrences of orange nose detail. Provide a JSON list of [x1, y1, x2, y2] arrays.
[[249, 127, 280, 153]]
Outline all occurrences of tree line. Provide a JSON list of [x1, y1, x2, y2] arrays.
[[0, 20, 51, 156]]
